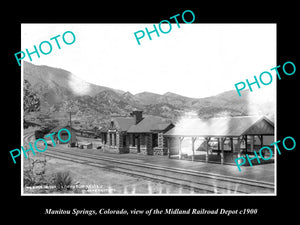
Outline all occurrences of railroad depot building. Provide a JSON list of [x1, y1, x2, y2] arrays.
[[100, 111, 174, 155], [164, 115, 275, 164]]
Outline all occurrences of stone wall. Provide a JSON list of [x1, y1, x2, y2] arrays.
[[102, 144, 119, 154], [140, 147, 147, 155], [153, 132, 168, 155], [145, 133, 153, 155], [153, 147, 168, 155], [158, 132, 164, 148], [104, 131, 130, 154], [129, 146, 138, 153], [103, 131, 169, 156]]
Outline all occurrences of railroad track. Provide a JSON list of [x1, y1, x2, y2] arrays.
[[23, 132, 35, 145], [43, 148, 274, 194], [23, 132, 274, 194]]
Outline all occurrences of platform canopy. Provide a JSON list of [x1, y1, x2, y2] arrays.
[[164, 116, 274, 138]]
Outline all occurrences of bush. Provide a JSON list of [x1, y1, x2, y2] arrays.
[[24, 158, 48, 187], [23, 158, 85, 193], [52, 171, 73, 191]]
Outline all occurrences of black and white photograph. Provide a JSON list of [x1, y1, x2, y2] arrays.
[[21, 23, 276, 195], [3, 5, 298, 220]]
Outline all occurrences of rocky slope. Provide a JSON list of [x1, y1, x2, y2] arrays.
[[23, 61, 275, 129]]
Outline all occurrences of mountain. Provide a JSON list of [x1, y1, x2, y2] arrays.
[[163, 92, 190, 98], [23, 62, 275, 129], [24, 61, 124, 104], [134, 92, 163, 105], [121, 91, 144, 107], [134, 91, 197, 108]]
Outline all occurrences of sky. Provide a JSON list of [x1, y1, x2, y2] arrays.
[[21, 23, 276, 98]]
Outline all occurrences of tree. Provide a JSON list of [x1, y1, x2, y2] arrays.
[[24, 79, 40, 114]]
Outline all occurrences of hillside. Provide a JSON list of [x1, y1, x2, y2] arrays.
[[23, 62, 275, 129], [24, 61, 124, 102]]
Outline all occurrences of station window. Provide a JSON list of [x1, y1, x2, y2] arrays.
[[123, 135, 126, 147], [132, 135, 136, 147]]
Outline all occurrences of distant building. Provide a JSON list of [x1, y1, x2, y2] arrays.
[[49, 125, 77, 147], [102, 111, 174, 155]]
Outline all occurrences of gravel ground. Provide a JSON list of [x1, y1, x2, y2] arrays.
[[23, 153, 205, 195], [23, 128, 203, 195]]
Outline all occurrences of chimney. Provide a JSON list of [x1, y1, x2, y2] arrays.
[[130, 110, 143, 124]]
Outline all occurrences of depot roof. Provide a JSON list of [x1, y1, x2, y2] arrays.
[[127, 116, 173, 133], [111, 117, 136, 132], [110, 116, 173, 133], [164, 116, 274, 137]]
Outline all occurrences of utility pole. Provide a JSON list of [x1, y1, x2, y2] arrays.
[[69, 111, 72, 128]]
